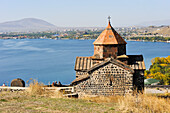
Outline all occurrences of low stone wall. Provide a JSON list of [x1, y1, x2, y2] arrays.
[[0, 86, 75, 95], [0, 87, 27, 92]]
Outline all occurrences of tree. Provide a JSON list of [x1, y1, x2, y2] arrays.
[[144, 56, 170, 85]]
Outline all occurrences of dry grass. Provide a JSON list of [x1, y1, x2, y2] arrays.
[[27, 79, 63, 98], [82, 95, 120, 103], [83, 93, 170, 113], [118, 94, 170, 113], [0, 80, 169, 113], [28, 79, 45, 95]]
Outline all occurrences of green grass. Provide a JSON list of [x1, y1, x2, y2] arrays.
[[0, 99, 7, 102], [0, 91, 116, 113]]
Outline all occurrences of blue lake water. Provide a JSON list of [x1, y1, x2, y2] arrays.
[[0, 39, 169, 85]]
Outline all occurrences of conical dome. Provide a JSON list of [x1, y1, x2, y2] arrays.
[[93, 21, 127, 45]]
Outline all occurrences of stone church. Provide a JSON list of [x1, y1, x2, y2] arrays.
[[71, 18, 145, 96]]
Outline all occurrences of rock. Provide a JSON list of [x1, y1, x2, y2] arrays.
[[11, 78, 25, 87]]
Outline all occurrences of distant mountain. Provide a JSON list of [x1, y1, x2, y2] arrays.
[[0, 18, 57, 32], [137, 19, 170, 27]]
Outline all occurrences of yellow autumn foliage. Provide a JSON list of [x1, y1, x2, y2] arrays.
[[145, 56, 170, 85]]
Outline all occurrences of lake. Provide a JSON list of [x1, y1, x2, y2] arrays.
[[0, 39, 169, 85]]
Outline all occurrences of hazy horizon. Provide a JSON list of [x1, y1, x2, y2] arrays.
[[1, 0, 170, 27]]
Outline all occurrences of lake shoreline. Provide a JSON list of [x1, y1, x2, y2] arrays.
[[126, 39, 170, 43], [1, 38, 170, 43]]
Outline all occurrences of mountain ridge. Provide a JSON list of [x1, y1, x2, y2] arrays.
[[0, 18, 57, 32]]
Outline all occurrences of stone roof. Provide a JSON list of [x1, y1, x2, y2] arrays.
[[74, 55, 145, 71], [74, 57, 93, 71], [117, 55, 129, 58], [87, 58, 134, 74], [93, 21, 127, 45], [128, 55, 146, 70], [71, 75, 89, 84]]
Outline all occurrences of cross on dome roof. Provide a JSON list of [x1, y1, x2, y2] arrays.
[[108, 16, 111, 21], [93, 17, 127, 45]]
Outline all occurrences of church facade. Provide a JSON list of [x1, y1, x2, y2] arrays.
[[71, 18, 145, 97]]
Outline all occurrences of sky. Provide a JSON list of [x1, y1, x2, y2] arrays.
[[0, 0, 170, 27]]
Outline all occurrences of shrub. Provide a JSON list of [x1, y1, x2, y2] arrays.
[[28, 79, 45, 95]]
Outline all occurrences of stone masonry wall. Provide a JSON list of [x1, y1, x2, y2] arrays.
[[94, 44, 126, 59], [93, 45, 103, 59], [133, 70, 144, 91], [117, 44, 126, 56], [103, 45, 118, 58], [75, 63, 133, 97]]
